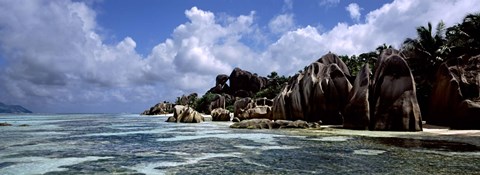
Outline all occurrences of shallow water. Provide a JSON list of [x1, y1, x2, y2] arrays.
[[0, 114, 479, 174]]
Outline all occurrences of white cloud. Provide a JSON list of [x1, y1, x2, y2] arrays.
[[0, 0, 479, 113], [346, 3, 362, 22], [319, 0, 340, 8], [283, 0, 293, 11], [268, 14, 295, 34]]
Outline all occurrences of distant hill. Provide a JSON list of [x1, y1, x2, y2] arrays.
[[0, 102, 32, 113]]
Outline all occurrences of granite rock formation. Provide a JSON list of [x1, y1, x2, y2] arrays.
[[343, 64, 370, 130], [370, 54, 422, 131], [211, 108, 231, 121], [271, 53, 352, 124], [229, 67, 268, 97], [230, 119, 321, 129], [234, 97, 273, 121], [141, 102, 174, 115], [166, 105, 204, 123], [428, 55, 480, 129]]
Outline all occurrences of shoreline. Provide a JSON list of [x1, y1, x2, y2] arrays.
[[141, 114, 480, 146]]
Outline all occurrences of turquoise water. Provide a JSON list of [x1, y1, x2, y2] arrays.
[[0, 114, 479, 174]]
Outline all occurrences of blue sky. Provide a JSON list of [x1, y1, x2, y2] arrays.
[[95, 0, 391, 56], [0, 0, 478, 113]]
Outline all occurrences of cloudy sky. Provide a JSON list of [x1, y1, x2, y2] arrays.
[[0, 0, 478, 113]]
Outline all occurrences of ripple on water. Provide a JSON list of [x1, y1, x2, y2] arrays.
[[0, 156, 113, 175], [157, 133, 288, 145], [309, 136, 353, 142], [353, 149, 386, 155], [130, 152, 243, 174]]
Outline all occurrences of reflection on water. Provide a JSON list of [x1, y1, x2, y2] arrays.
[[0, 114, 479, 175]]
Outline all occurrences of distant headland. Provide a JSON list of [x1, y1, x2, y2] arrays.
[[0, 102, 32, 113]]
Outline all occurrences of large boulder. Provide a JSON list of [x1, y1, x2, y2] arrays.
[[343, 64, 370, 130], [233, 97, 253, 118], [428, 55, 480, 129], [211, 108, 231, 121], [271, 53, 352, 124], [234, 97, 273, 121], [208, 94, 226, 112], [240, 106, 272, 120], [178, 93, 198, 106], [208, 74, 230, 94], [167, 105, 204, 123], [141, 102, 174, 115], [370, 54, 422, 131], [229, 67, 268, 97]]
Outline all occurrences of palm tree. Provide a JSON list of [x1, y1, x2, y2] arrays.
[[446, 13, 480, 57], [402, 21, 448, 117], [403, 21, 448, 82]]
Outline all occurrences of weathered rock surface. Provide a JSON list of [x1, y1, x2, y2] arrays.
[[177, 93, 198, 106], [234, 97, 273, 121], [211, 108, 231, 121], [166, 105, 204, 123], [429, 55, 480, 129], [233, 97, 253, 118], [230, 119, 321, 129], [343, 64, 370, 130], [208, 74, 230, 94], [208, 94, 226, 112], [229, 67, 268, 97], [271, 53, 352, 124], [141, 102, 174, 115], [370, 54, 422, 131]]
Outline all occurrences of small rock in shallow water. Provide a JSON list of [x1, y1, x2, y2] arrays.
[[0, 122, 12, 126]]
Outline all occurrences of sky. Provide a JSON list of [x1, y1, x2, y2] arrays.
[[0, 0, 478, 113]]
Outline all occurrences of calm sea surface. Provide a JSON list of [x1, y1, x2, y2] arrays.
[[0, 114, 479, 175]]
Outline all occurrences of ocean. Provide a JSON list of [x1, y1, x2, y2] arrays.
[[0, 114, 479, 174]]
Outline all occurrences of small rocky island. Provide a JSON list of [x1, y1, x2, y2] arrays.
[[0, 102, 32, 113]]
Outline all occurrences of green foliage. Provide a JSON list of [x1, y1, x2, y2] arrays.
[[446, 12, 480, 57], [225, 105, 234, 112], [193, 92, 217, 114], [254, 71, 289, 99]]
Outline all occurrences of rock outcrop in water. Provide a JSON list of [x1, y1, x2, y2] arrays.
[[0, 102, 32, 113], [230, 119, 321, 129], [141, 102, 174, 115], [166, 105, 204, 123], [211, 108, 231, 121], [429, 55, 480, 129]]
